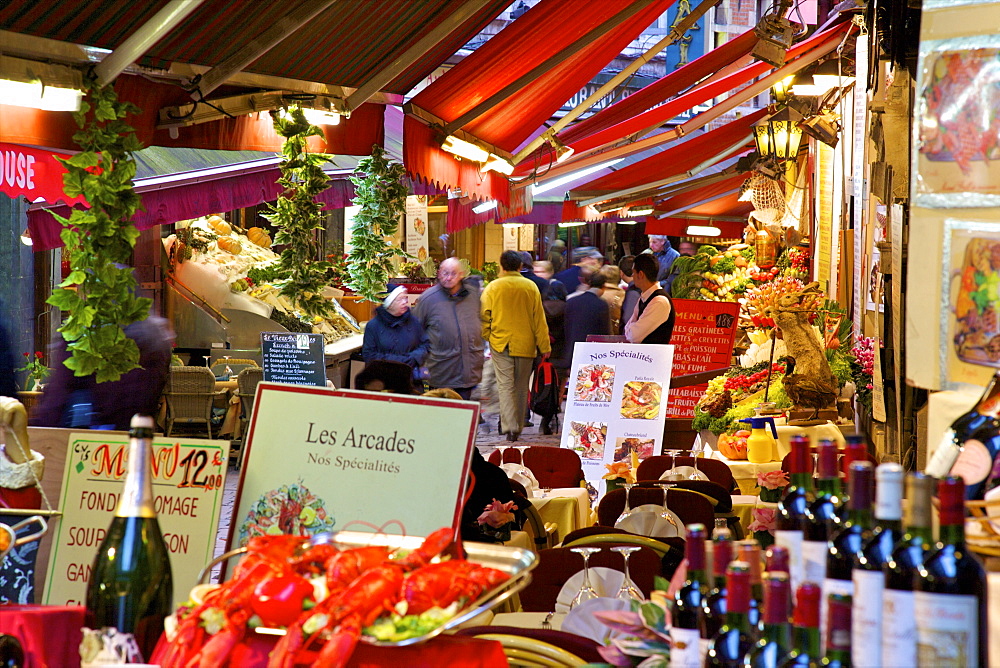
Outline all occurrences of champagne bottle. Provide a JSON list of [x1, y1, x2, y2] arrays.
[[780, 582, 822, 667], [824, 593, 852, 668], [882, 472, 933, 668], [706, 561, 753, 667], [702, 527, 733, 640], [776, 435, 813, 594], [924, 368, 1000, 500], [803, 440, 843, 585], [745, 572, 792, 668], [670, 524, 708, 668], [822, 461, 872, 651], [738, 539, 763, 635], [851, 463, 902, 668], [915, 477, 987, 667], [86, 415, 173, 660]]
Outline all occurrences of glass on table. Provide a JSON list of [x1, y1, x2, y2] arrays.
[[611, 546, 645, 602], [568, 547, 602, 609], [616, 483, 637, 524]]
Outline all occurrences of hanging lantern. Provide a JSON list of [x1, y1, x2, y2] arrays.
[[752, 106, 805, 161]]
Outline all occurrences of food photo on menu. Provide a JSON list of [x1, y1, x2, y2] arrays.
[[574, 364, 616, 403], [620, 381, 661, 419], [568, 421, 608, 460], [614, 437, 655, 461]]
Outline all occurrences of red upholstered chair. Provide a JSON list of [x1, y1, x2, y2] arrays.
[[487, 448, 522, 465], [636, 455, 738, 493], [635, 479, 732, 512], [517, 544, 662, 612], [488, 446, 585, 488], [597, 487, 715, 530]]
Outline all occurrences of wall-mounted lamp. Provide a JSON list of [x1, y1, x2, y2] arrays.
[[483, 154, 515, 175], [20, 227, 32, 246], [549, 136, 575, 164], [753, 106, 804, 161], [791, 59, 854, 96], [472, 200, 498, 214], [0, 55, 84, 112], [686, 225, 721, 237], [800, 111, 841, 148], [771, 74, 796, 104], [442, 135, 490, 162]]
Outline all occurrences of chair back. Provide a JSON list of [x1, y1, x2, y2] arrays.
[[163, 366, 219, 437], [597, 487, 715, 529], [487, 446, 584, 488], [517, 545, 662, 612], [636, 479, 732, 512], [237, 367, 264, 415], [210, 358, 259, 378], [636, 455, 737, 493]]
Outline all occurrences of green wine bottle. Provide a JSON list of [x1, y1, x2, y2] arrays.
[[85, 415, 173, 660]]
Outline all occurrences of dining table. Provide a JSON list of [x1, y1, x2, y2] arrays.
[[528, 487, 592, 540]]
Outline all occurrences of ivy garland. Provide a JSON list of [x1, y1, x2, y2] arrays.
[[262, 106, 334, 318], [346, 145, 410, 303], [47, 76, 149, 382]]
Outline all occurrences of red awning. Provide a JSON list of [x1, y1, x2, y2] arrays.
[[0, 142, 84, 206], [404, 0, 677, 204], [645, 171, 751, 237]]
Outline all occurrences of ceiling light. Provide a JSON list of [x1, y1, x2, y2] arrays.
[[686, 225, 721, 236], [548, 136, 575, 164], [627, 206, 654, 217], [483, 154, 515, 175], [617, 220, 638, 225], [441, 135, 490, 162], [0, 55, 84, 112], [301, 108, 342, 126], [20, 227, 32, 246], [473, 200, 498, 214], [811, 60, 854, 93], [558, 221, 586, 228], [531, 159, 625, 195]]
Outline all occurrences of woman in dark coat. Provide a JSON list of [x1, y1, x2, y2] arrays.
[[361, 285, 430, 371]]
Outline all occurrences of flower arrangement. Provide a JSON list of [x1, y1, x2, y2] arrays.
[[477, 498, 517, 542], [17, 351, 50, 390], [747, 506, 777, 548], [756, 470, 788, 502], [851, 336, 877, 412]]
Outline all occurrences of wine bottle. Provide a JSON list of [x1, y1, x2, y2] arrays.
[[738, 539, 763, 635], [841, 436, 868, 481], [915, 477, 987, 667], [803, 440, 843, 585], [824, 593, 851, 668], [745, 572, 792, 668], [822, 460, 872, 651], [706, 561, 753, 667], [780, 582, 822, 667], [882, 472, 933, 668], [702, 527, 733, 640], [775, 434, 813, 594], [670, 523, 708, 668], [0, 634, 25, 668], [850, 463, 902, 668], [924, 368, 1000, 500], [86, 415, 174, 660], [765, 544, 793, 614]]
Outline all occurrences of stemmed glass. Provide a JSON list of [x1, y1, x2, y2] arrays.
[[495, 443, 510, 465], [616, 483, 637, 524], [689, 450, 703, 480], [611, 546, 644, 602], [514, 445, 529, 464], [663, 449, 682, 480], [568, 547, 602, 609], [653, 481, 682, 536]]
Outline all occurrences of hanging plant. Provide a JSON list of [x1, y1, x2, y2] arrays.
[[346, 145, 410, 302], [262, 106, 334, 318], [46, 75, 149, 382]]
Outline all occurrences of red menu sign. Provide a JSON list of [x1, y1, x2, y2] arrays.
[[666, 299, 740, 418]]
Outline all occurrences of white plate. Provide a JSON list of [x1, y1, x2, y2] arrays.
[[614, 506, 683, 538], [561, 596, 632, 644], [555, 566, 624, 613], [660, 465, 709, 481]]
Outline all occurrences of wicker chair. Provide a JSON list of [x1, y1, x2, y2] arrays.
[[237, 367, 264, 432], [163, 366, 226, 438], [210, 358, 259, 378]]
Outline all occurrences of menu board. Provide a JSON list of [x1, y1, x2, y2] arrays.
[[666, 299, 740, 418], [261, 332, 326, 387], [230, 384, 479, 548], [44, 434, 228, 609], [560, 342, 674, 497], [405, 195, 429, 262]]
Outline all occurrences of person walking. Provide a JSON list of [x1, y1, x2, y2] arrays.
[[361, 285, 430, 373], [481, 251, 550, 441], [563, 272, 611, 366], [597, 264, 625, 332], [412, 258, 484, 400], [623, 253, 675, 344]]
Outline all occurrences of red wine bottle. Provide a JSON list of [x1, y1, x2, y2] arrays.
[[745, 572, 792, 668], [670, 523, 708, 668], [702, 528, 733, 640], [824, 593, 851, 668], [706, 561, 753, 667], [803, 440, 843, 585], [914, 477, 987, 667], [780, 582, 822, 667], [882, 472, 934, 667], [738, 539, 763, 635], [851, 463, 902, 667], [776, 435, 813, 594], [841, 436, 868, 481]]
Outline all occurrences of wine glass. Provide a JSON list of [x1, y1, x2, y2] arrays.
[[689, 450, 703, 480], [568, 547, 602, 609], [662, 449, 683, 480], [514, 445, 529, 464], [616, 483, 637, 524], [611, 546, 644, 602], [495, 443, 510, 464]]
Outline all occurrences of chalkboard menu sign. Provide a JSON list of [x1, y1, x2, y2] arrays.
[[261, 332, 326, 386]]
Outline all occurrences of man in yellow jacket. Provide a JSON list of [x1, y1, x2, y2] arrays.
[[482, 250, 551, 441]]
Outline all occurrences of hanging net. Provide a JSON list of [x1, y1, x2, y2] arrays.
[[741, 173, 787, 227]]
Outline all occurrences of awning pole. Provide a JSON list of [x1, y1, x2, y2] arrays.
[[656, 187, 740, 218], [93, 0, 207, 86]]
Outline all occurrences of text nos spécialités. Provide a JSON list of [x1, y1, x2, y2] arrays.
[[588, 349, 653, 364], [304, 423, 415, 473]]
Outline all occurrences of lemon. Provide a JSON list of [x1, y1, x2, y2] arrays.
[[299, 506, 317, 526]]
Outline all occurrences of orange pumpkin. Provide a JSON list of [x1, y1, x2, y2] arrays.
[[217, 237, 242, 255], [718, 433, 748, 460], [247, 227, 271, 248], [207, 215, 231, 236]]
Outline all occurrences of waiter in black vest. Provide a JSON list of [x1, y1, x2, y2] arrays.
[[623, 253, 675, 344]]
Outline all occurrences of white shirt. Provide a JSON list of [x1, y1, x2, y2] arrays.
[[623, 284, 672, 343]]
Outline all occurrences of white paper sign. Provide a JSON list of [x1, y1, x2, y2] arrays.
[[405, 195, 429, 262], [559, 342, 673, 497]]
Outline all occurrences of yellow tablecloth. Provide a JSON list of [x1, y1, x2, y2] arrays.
[[709, 454, 783, 495], [731, 495, 777, 534], [773, 421, 847, 459], [530, 488, 591, 538], [502, 530, 533, 551]]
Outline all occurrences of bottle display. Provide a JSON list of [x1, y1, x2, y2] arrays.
[[705, 561, 753, 667], [824, 593, 851, 668], [803, 440, 842, 584], [702, 528, 733, 640], [670, 523, 708, 668], [780, 582, 822, 667], [745, 572, 792, 668], [882, 472, 933, 668], [738, 539, 763, 634], [85, 415, 174, 660], [914, 477, 987, 667], [776, 435, 813, 593]]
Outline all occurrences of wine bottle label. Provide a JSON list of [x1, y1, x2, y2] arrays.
[[820, 577, 854, 654], [802, 540, 828, 584], [914, 591, 978, 667], [925, 430, 960, 478], [668, 627, 702, 668], [949, 439, 992, 486], [882, 589, 916, 668], [851, 569, 884, 667], [774, 530, 804, 593]]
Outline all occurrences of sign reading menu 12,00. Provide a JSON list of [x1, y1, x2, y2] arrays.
[[44, 434, 228, 609], [560, 342, 674, 497]]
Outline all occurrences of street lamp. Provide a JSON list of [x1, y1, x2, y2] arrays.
[[753, 106, 805, 162]]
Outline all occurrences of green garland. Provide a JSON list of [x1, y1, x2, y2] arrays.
[[262, 107, 333, 318], [346, 146, 410, 302], [47, 76, 149, 382]]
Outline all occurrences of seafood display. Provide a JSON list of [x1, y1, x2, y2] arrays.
[[155, 529, 512, 668], [569, 421, 608, 460], [238, 482, 336, 547], [574, 364, 615, 403], [620, 381, 661, 420]]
